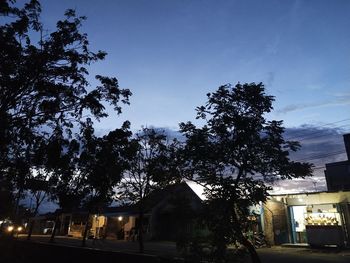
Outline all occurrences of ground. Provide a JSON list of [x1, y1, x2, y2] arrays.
[[257, 246, 350, 263], [11, 235, 350, 262]]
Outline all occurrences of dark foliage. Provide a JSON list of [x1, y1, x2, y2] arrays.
[[0, 0, 131, 219], [118, 127, 181, 252], [179, 83, 313, 263]]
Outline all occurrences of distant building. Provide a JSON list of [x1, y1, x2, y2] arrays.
[[325, 134, 350, 191], [29, 182, 203, 241]]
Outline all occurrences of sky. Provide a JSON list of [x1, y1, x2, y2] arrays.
[[37, 0, 350, 132], [16, 0, 350, 210]]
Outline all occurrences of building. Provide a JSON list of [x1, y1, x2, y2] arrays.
[[98, 182, 203, 241], [260, 133, 350, 247], [29, 182, 203, 241], [325, 133, 350, 191], [263, 191, 350, 247]]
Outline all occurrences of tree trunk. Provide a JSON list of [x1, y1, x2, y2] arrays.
[[13, 187, 23, 225], [82, 213, 90, 247], [241, 235, 261, 263], [27, 207, 39, 241], [49, 215, 60, 243], [232, 204, 261, 263], [26, 220, 35, 240], [138, 209, 144, 253]]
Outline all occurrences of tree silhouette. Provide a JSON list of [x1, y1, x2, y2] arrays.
[[180, 83, 313, 263], [119, 127, 179, 253], [0, 0, 131, 221], [78, 119, 133, 246]]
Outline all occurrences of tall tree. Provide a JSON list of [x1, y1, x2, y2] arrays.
[[25, 171, 51, 240], [45, 130, 83, 242], [119, 127, 179, 253], [179, 83, 313, 263], [0, 0, 131, 220], [78, 119, 133, 246]]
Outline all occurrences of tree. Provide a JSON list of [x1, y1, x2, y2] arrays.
[[0, 0, 131, 220], [78, 119, 133, 246], [119, 127, 179, 253], [44, 131, 83, 242], [179, 83, 313, 263], [25, 172, 51, 240]]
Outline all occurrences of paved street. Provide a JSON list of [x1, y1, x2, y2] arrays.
[[257, 246, 350, 263], [17, 235, 179, 257], [17, 235, 350, 263]]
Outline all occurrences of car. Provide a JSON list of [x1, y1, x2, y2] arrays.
[[1, 224, 25, 236], [9, 225, 24, 233]]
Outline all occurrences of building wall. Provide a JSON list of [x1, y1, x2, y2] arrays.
[[338, 203, 350, 243], [67, 214, 88, 238], [263, 200, 289, 245], [149, 185, 202, 241], [267, 191, 350, 245], [90, 215, 106, 239], [105, 216, 121, 239], [29, 217, 55, 235], [325, 161, 350, 191], [123, 216, 135, 240], [324, 134, 350, 191], [281, 191, 350, 205]]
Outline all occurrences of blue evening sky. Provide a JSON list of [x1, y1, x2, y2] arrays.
[[40, 0, 350, 133]]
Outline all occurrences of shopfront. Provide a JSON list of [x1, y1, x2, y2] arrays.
[[289, 204, 344, 245], [264, 191, 350, 247]]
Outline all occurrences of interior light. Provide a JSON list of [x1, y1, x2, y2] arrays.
[[118, 216, 123, 221]]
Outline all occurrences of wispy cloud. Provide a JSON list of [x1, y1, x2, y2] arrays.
[[278, 95, 350, 114]]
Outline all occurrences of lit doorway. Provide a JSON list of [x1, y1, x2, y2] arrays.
[[290, 206, 307, 243]]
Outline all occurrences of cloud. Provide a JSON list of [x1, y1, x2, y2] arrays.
[[32, 124, 350, 213], [285, 125, 348, 164], [270, 176, 327, 194], [269, 125, 349, 193], [135, 126, 184, 141], [277, 95, 350, 114]]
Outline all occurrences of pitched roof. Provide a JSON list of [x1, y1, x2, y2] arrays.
[[103, 182, 202, 215]]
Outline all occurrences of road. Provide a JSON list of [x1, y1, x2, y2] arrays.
[[18, 235, 178, 257], [17, 235, 350, 263], [257, 246, 350, 263]]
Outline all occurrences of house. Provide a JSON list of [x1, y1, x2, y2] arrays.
[[95, 182, 203, 241], [30, 182, 203, 241], [28, 211, 77, 236]]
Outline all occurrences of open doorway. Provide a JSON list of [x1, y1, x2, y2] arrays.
[[290, 206, 307, 243]]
